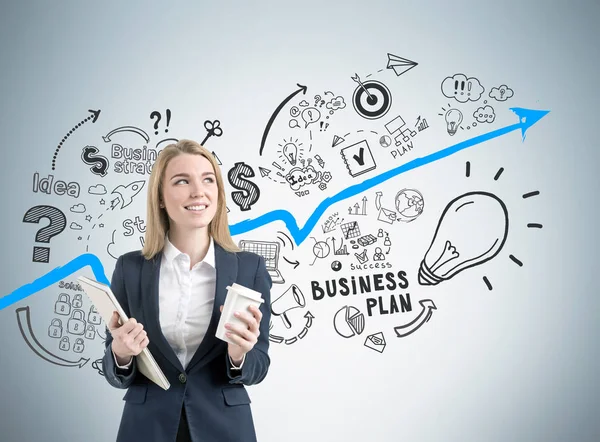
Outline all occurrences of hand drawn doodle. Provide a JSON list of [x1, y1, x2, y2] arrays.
[[32, 173, 80, 198], [331, 260, 342, 271], [443, 108, 463, 135], [22, 205, 67, 263], [269, 311, 314, 345], [473, 105, 496, 123], [415, 116, 429, 132], [489, 85, 514, 101], [348, 196, 368, 216], [201, 119, 223, 145], [279, 138, 303, 166], [385, 115, 417, 146], [228, 162, 260, 211], [271, 284, 306, 328], [150, 109, 171, 135], [310, 237, 331, 266], [52, 109, 101, 170], [301, 107, 321, 129], [238, 240, 284, 284], [340, 221, 361, 240], [441, 74, 484, 103], [322, 212, 343, 234], [111, 180, 145, 209], [333, 305, 365, 338], [260, 83, 307, 156], [331, 237, 350, 255], [331, 134, 345, 147], [393, 299, 436, 337], [70, 203, 86, 213], [418, 191, 508, 286], [351, 73, 392, 119], [88, 184, 107, 195], [386, 53, 418, 77], [81, 146, 109, 177], [364, 332, 386, 353], [17, 306, 89, 367], [395, 188, 424, 222], [340, 140, 377, 177]]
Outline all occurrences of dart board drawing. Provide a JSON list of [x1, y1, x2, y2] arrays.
[[352, 80, 392, 119]]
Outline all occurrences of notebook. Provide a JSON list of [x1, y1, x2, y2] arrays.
[[77, 275, 171, 390]]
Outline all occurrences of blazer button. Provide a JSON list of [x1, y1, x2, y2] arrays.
[[178, 373, 187, 384]]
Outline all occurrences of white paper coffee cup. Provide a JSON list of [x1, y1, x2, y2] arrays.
[[216, 283, 264, 344]]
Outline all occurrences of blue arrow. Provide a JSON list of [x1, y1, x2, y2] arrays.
[[0, 107, 548, 311], [231, 107, 549, 244], [0, 254, 109, 310]]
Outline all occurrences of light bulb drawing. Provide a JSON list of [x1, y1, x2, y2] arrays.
[[418, 191, 508, 286], [444, 108, 463, 136], [278, 137, 303, 166], [282, 142, 298, 165]]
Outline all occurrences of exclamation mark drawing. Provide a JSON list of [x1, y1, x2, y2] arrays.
[[165, 109, 171, 133]]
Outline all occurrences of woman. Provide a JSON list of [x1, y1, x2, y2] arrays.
[[102, 139, 272, 442]]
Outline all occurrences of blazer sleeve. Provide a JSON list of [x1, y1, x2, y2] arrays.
[[102, 255, 138, 389], [226, 255, 272, 385]]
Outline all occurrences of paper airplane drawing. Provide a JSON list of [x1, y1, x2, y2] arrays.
[[386, 53, 418, 77]]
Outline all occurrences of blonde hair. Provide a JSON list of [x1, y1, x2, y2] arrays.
[[141, 139, 240, 259]]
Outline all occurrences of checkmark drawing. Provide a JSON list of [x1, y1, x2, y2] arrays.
[[353, 147, 365, 165]]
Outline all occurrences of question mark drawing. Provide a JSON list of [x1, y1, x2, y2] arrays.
[[22, 205, 67, 263], [150, 111, 162, 135]]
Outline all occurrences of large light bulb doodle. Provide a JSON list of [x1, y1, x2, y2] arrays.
[[418, 191, 508, 285]]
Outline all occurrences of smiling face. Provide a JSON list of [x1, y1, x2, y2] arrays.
[[161, 153, 219, 233]]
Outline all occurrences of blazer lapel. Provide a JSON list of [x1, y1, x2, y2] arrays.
[[186, 242, 237, 372], [141, 253, 184, 372]]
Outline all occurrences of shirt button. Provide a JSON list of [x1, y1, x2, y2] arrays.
[[178, 373, 187, 384]]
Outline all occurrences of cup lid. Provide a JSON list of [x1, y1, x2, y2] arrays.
[[226, 283, 264, 303]]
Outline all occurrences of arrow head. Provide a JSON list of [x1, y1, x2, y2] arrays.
[[419, 299, 437, 310], [78, 357, 90, 368], [296, 83, 307, 95], [304, 311, 314, 319], [510, 107, 550, 141], [88, 109, 101, 123]]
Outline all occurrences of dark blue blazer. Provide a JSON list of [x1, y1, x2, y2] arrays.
[[102, 241, 272, 442]]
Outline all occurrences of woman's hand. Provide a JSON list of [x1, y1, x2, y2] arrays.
[[107, 311, 149, 364], [220, 305, 263, 365]]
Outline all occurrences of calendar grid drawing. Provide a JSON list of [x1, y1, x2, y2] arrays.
[[340, 221, 361, 239]]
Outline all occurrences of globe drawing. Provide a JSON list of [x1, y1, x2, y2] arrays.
[[395, 189, 424, 222]]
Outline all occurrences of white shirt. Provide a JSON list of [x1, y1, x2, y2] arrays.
[[113, 234, 244, 371]]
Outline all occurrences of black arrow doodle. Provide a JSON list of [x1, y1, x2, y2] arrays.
[[393, 299, 437, 337], [283, 256, 300, 269], [52, 109, 100, 170], [259, 83, 307, 156], [102, 125, 149, 143]]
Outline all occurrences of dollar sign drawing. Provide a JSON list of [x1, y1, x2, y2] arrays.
[[228, 162, 260, 211], [81, 146, 109, 177]]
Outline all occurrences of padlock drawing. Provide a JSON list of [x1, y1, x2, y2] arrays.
[[67, 309, 86, 335], [73, 338, 85, 353], [59, 336, 70, 351], [88, 305, 101, 325], [48, 319, 63, 338], [54, 293, 71, 316], [85, 324, 96, 340], [72, 293, 83, 308]]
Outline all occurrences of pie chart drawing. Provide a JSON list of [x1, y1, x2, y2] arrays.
[[311, 238, 331, 265], [333, 305, 365, 338]]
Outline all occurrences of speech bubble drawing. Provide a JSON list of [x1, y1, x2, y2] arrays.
[[301, 107, 321, 128]]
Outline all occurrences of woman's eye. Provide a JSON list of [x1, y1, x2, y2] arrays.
[[175, 179, 188, 184], [204, 177, 215, 183]]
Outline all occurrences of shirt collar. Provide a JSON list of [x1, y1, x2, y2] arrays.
[[163, 232, 215, 269]]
